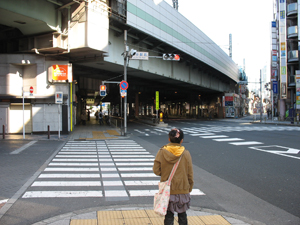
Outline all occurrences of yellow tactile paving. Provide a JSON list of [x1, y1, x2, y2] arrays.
[[97, 210, 123, 219], [70, 210, 233, 225], [123, 217, 152, 224], [70, 219, 97, 225], [107, 130, 120, 135], [122, 210, 148, 218], [145, 209, 161, 218], [149, 217, 165, 225], [199, 215, 231, 225], [185, 216, 206, 225]]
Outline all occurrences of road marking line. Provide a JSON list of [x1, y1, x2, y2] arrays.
[[213, 138, 244, 142], [121, 173, 158, 178], [105, 190, 128, 197], [45, 168, 99, 171], [52, 159, 98, 161], [118, 167, 152, 171], [112, 155, 154, 158], [10, 141, 37, 154], [189, 133, 215, 136], [230, 141, 263, 145], [39, 174, 100, 178], [22, 191, 103, 198], [103, 181, 123, 186], [200, 135, 228, 138], [49, 163, 99, 166], [124, 180, 159, 186], [32, 181, 101, 186]]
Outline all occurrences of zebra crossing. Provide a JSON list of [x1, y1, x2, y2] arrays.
[[133, 126, 300, 160], [22, 140, 204, 198], [134, 125, 300, 137]]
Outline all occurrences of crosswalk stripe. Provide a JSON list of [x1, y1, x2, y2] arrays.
[[200, 135, 228, 138], [49, 163, 99, 166], [189, 133, 215, 136], [32, 181, 102, 186], [22, 191, 103, 198], [124, 180, 159, 186], [45, 168, 99, 171], [118, 167, 152, 171], [213, 138, 244, 142], [39, 174, 100, 178], [230, 141, 263, 145]]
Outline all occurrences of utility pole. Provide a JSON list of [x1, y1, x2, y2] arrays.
[[123, 30, 128, 134], [260, 70, 263, 123]]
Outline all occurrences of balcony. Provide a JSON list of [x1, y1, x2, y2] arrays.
[[288, 26, 298, 38], [288, 50, 298, 62], [287, 3, 297, 16]]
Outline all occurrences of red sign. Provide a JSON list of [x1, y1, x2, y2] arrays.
[[29, 86, 33, 93], [120, 80, 129, 90], [52, 65, 68, 81]]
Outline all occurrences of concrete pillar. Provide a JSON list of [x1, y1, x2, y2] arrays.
[[135, 93, 139, 117]]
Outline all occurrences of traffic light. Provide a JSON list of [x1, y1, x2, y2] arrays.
[[163, 53, 180, 61], [100, 85, 106, 96]]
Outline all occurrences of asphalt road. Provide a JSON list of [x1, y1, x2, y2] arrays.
[[0, 120, 299, 225]]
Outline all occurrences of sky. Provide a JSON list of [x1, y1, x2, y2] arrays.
[[162, 0, 274, 86]]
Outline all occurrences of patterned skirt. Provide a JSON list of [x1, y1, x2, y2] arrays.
[[167, 193, 191, 213]]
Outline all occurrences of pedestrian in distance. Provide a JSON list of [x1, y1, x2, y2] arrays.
[[99, 110, 103, 125], [153, 128, 194, 225]]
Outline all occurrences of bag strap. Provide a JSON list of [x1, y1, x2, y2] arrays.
[[167, 152, 183, 185]]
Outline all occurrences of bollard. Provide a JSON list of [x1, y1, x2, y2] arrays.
[[48, 125, 50, 139], [2, 125, 5, 139]]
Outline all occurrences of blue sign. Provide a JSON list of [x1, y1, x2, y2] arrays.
[[273, 81, 278, 94], [272, 21, 276, 27]]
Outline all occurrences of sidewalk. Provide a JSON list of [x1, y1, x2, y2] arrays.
[[33, 206, 255, 225]]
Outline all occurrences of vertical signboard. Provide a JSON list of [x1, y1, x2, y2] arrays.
[[155, 91, 159, 110], [279, 0, 287, 99], [271, 21, 278, 81], [296, 71, 300, 109]]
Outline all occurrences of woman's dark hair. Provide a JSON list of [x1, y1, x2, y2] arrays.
[[169, 128, 184, 143]]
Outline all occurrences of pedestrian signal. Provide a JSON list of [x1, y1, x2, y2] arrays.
[[100, 85, 106, 96]]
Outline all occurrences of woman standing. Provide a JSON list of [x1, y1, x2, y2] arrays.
[[153, 128, 194, 225]]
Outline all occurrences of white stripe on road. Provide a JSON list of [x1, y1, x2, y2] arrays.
[[213, 138, 244, 142], [200, 135, 228, 138], [128, 189, 205, 197], [32, 181, 101, 186], [39, 174, 100, 178], [10, 141, 37, 155], [124, 180, 159, 186], [115, 163, 153, 166], [118, 167, 152, 171], [22, 191, 103, 198], [105, 190, 128, 197], [112, 155, 154, 158], [121, 173, 158, 178], [113, 159, 154, 161], [44, 168, 99, 171], [49, 163, 99, 166], [103, 181, 123, 186], [52, 159, 98, 161], [189, 133, 215, 136], [230, 141, 263, 145]]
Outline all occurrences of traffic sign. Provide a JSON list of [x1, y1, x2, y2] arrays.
[[30, 86, 33, 94], [131, 52, 149, 60], [120, 80, 129, 90], [120, 90, 127, 97]]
